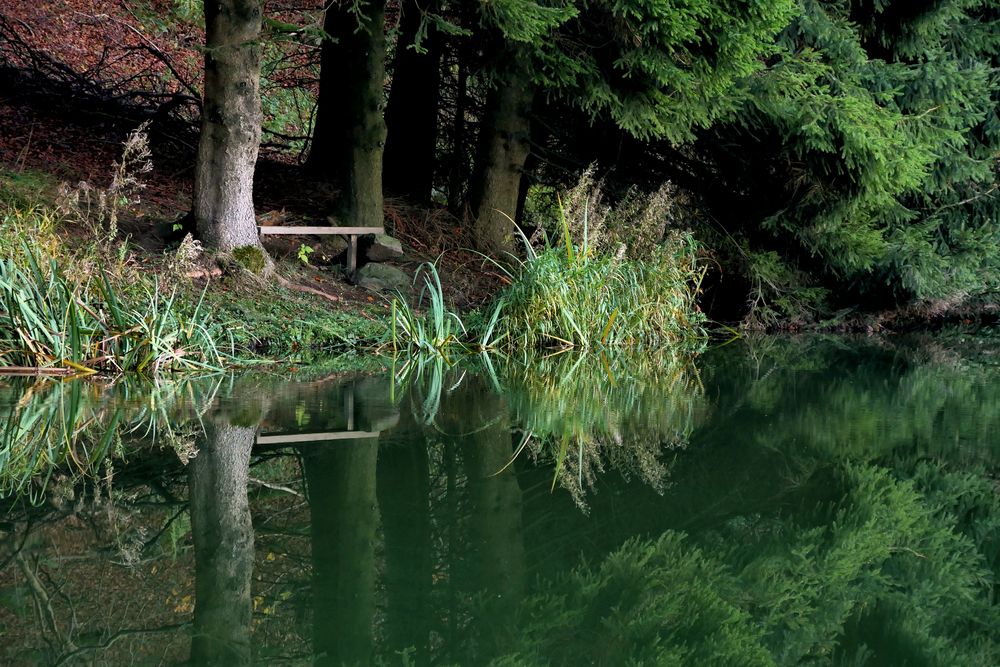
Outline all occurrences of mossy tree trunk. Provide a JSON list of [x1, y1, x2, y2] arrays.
[[193, 0, 265, 254], [307, 0, 386, 230], [469, 56, 534, 255], [383, 0, 441, 205], [189, 421, 256, 665]]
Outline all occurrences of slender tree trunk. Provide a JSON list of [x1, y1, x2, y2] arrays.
[[469, 56, 534, 255], [307, 0, 386, 229], [383, 0, 441, 204], [447, 58, 469, 217], [193, 0, 264, 253], [303, 439, 379, 666], [189, 421, 256, 666]]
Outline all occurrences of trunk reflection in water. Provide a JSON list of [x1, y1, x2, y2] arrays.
[[452, 377, 526, 658], [377, 405, 432, 665], [188, 419, 256, 665], [303, 438, 378, 667]]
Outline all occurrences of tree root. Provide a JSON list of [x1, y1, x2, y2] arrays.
[[275, 274, 343, 303]]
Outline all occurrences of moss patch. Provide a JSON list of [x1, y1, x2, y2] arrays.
[[232, 244, 267, 275]]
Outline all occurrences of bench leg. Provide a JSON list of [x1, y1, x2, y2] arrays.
[[345, 234, 358, 277]]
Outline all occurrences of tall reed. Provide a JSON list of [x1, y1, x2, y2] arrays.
[[491, 177, 707, 350]]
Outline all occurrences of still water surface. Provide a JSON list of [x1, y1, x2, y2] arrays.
[[1, 336, 999, 665]]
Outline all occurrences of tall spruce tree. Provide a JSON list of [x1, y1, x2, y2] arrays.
[[691, 0, 1000, 320], [467, 0, 795, 254]]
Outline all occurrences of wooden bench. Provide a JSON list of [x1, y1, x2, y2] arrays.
[[258, 225, 384, 274]]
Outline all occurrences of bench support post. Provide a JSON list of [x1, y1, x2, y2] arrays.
[[345, 235, 358, 276]]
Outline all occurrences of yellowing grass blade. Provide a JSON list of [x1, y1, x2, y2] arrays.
[[600, 310, 618, 345]]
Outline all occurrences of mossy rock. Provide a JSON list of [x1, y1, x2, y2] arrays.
[[357, 263, 410, 292], [232, 245, 267, 275]]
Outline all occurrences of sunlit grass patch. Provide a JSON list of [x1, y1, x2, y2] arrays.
[[492, 175, 707, 350]]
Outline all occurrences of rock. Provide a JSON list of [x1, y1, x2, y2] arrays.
[[364, 234, 403, 262], [357, 263, 410, 292]]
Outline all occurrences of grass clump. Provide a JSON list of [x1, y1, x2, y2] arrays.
[[391, 262, 503, 355], [0, 131, 229, 374], [0, 245, 230, 373], [494, 173, 707, 350]]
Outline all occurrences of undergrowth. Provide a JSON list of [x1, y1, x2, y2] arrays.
[[494, 173, 707, 350], [0, 126, 388, 372], [0, 246, 228, 372], [1, 141, 229, 373], [391, 173, 708, 354]]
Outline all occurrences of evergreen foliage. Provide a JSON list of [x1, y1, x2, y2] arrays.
[[699, 0, 1000, 319]]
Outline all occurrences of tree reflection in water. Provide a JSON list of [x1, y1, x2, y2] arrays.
[[2, 339, 1000, 664]]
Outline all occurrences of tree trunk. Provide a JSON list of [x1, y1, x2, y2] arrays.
[[469, 57, 534, 255], [307, 0, 386, 230], [303, 439, 379, 666], [447, 58, 468, 217], [383, 0, 441, 205], [193, 0, 265, 253], [189, 421, 256, 666]]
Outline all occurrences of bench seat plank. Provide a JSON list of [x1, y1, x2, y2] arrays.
[[258, 226, 384, 235]]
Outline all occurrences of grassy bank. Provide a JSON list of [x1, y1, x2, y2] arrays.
[[0, 168, 391, 373], [1, 161, 709, 373]]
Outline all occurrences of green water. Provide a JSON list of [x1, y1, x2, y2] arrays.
[[2, 336, 1000, 665]]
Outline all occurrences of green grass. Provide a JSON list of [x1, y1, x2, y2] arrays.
[[0, 244, 230, 373], [391, 262, 503, 356], [0, 169, 61, 211], [492, 228, 708, 350], [201, 284, 388, 356]]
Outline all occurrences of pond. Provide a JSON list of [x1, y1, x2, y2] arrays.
[[1, 335, 1000, 665]]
